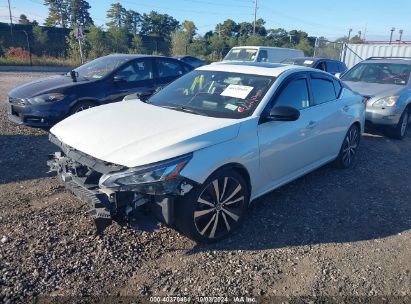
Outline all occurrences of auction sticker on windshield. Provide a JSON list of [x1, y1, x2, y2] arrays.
[[221, 84, 253, 99]]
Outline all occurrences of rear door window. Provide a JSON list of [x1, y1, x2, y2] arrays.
[[115, 59, 153, 83], [310, 75, 337, 105], [156, 58, 185, 84]]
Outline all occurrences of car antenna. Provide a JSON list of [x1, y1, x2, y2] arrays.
[[70, 70, 78, 82]]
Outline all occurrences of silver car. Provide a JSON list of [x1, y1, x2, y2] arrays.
[[341, 57, 411, 139]]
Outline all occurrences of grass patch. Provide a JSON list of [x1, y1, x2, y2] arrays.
[[0, 56, 78, 67]]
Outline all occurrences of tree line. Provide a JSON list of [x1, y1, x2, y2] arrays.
[[9, 0, 365, 62]]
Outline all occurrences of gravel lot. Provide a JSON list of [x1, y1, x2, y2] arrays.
[[0, 72, 410, 302]]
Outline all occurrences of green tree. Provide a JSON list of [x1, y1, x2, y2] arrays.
[[182, 20, 197, 40], [32, 25, 49, 54], [18, 14, 30, 25], [86, 25, 108, 58], [106, 2, 126, 28], [266, 28, 289, 46], [245, 34, 265, 46], [130, 34, 146, 54], [171, 30, 190, 55], [44, 0, 69, 28], [215, 19, 238, 38], [124, 10, 142, 34], [107, 27, 128, 53], [208, 34, 225, 60], [188, 36, 209, 57], [252, 18, 267, 36], [69, 0, 93, 27], [296, 38, 314, 56], [350, 35, 364, 44], [141, 11, 179, 38], [237, 22, 253, 38]]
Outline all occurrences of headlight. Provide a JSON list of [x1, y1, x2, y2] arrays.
[[373, 96, 399, 107], [99, 154, 192, 194], [27, 93, 65, 104]]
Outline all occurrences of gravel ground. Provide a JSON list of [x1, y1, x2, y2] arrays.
[[0, 72, 410, 303]]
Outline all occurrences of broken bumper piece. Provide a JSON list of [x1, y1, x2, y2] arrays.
[[47, 135, 195, 233]]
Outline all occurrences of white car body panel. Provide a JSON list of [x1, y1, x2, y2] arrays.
[[50, 65, 365, 202], [50, 100, 241, 168]]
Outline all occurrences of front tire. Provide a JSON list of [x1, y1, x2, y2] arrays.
[[175, 169, 249, 243], [391, 108, 409, 140], [335, 124, 361, 169]]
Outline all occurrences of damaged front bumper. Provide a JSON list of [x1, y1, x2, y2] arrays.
[[47, 135, 196, 233]]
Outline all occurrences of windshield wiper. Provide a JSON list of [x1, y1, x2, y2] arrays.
[[161, 105, 208, 116]]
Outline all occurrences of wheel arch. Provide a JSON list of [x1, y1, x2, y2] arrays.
[[207, 162, 252, 194], [69, 99, 100, 114]]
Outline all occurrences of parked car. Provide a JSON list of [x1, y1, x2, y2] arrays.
[[282, 57, 347, 75], [48, 63, 365, 243], [174, 55, 206, 68], [6, 54, 194, 128], [340, 57, 411, 139], [222, 46, 304, 64]]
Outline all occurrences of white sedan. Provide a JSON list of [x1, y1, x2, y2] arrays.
[[48, 63, 365, 243]]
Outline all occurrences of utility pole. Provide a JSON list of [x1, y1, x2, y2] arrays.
[[253, 0, 257, 35], [288, 34, 294, 44], [343, 28, 352, 64], [347, 28, 352, 43], [313, 37, 319, 57], [7, 0, 13, 44], [399, 29, 404, 43], [389, 27, 395, 44]]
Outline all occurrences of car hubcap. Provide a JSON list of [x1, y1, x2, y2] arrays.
[[401, 112, 409, 136], [194, 177, 245, 239], [342, 127, 359, 167], [75, 105, 94, 113]]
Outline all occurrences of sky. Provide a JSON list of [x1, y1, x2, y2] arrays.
[[1, 0, 411, 41]]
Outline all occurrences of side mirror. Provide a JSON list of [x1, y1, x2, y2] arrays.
[[136, 91, 153, 102], [113, 75, 128, 83], [266, 106, 300, 122], [334, 72, 341, 79]]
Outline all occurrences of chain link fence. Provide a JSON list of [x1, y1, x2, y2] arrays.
[[313, 39, 344, 60]]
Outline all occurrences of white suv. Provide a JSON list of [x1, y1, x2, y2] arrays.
[[48, 63, 365, 243]]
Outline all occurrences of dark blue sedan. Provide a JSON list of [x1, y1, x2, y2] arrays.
[[6, 54, 194, 128]]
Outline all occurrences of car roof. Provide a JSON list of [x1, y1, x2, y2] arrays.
[[198, 62, 317, 77], [286, 57, 339, 62], [104, 54, 185, 60], [230, 46, 302, 51], [363, 57, 411, 65]]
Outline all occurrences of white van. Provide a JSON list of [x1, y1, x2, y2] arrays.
[[223, 46, 304, 64]]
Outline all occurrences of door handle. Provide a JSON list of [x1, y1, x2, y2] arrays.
[[343, 105, 350, 112], [306, 121, 317, 129]]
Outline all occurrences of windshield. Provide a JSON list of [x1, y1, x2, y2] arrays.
[[72, 56, 131, 80], [341, 62, 411, 85], [224, 48, 258, 62], [148, 70, 275, 119], [282, 58, 315, 67]]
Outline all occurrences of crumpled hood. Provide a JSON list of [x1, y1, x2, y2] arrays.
[[344, 81, 405, 98], [50, 100, 241, 167], [8, 75, 84, 98]]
